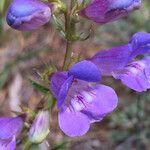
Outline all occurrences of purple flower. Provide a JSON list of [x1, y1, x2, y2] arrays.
[[0, 137, 16, 150], [50, 61, 118, 137], [6, 0, 51, 31], [89, 32, 150, 92], [112, 57, 150, 92], [0, 115, 25, 150], [29, 110, 50, 143], [80, 0, 141, 24]]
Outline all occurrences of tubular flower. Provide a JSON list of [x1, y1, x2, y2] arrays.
[[29, 110, 50, 143], [80, 0, 141, 24], [0, 115, 25, 150], [89, 32, 150, 92], [50, 61, 118, 137], [6, 0, 51, 31]]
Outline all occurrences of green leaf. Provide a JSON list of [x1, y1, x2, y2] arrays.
[[29, 80, 50, 94], [47, 93, 56, 109], [52, 14, 66, 37]]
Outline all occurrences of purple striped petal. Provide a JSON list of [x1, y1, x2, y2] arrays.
[[113, 57, 150, 92], [0, 137, 16, 150], [81, 84, 118, 120], [80, 0, 141, 24], [6, 0, 51, 31], [68, 60, 101, 82]]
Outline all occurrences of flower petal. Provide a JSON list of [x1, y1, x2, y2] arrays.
[[69, 60, 101, 82], [113, 59, 150, 92], [143, 57, 150, 81], [89, 45, 132, 75], [58, 109, 90, 137], [6, 0, 51, 30], [129, 32, 150, 57], [58, 76, 74, 108], [0, 136, 16, 150], [50, 72, 68, 99], [82, 84, 118, 120], [80, 0, 141, 24], [0, 116, 24, 139]]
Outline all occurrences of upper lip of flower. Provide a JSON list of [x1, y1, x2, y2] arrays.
[[79, 0, 141, 24]]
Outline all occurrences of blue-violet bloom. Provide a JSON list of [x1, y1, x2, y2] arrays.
[[6, 0, 51, 31], [50, 60, 118, 137], [89, 32, 150, 92], [80, 0, 141, 24], [0, 115, 25, 150]]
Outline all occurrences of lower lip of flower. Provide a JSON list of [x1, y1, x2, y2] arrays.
[[64, 86, 96, 112]]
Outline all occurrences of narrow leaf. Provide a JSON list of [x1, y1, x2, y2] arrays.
[[29, 80, 50, 94]]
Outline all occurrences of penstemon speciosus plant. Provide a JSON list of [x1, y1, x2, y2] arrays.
[[1, 0, 150, 149]]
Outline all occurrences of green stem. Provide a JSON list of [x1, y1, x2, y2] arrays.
[[62, 2, 76, 70], [24, 140, 32, 150], [47, 93, 56, 110], [63, 40, 73, 70]]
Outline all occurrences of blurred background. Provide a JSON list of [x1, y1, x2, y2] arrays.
[[0, 0, 150, 150]]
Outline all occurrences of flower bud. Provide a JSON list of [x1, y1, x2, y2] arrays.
[[29, 110, 50, 143], [80, 0, 141, 24], [6, 0, 51, 31]]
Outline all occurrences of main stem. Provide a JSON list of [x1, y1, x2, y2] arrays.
[[24, 139, 32, 150], [62, 1, 75, 70]]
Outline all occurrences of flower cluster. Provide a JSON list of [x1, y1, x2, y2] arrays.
[[1, 0, 149, 149], [6, 0, 140, 30], [50, 32, 150, 136]]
